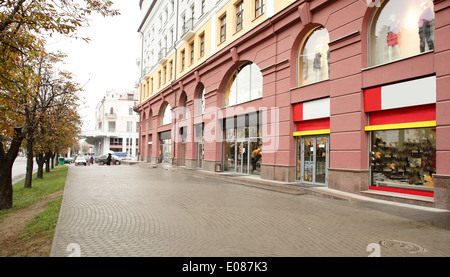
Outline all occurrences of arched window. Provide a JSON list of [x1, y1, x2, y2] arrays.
[[148, 110, 153, 129], [224, 62, 263, 107], [142, 112, 147, 131], [298, 25, 330, 86], [110, 107, 114, 114], [179, 93, 188, 119], [369, 0, 435, 67], [161, 103, 172, 126], [196, 84, 205, 115]]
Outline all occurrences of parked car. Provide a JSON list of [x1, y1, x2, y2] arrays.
[[97, 154, 121, 165], [74, 156, 87, 166], [64, 157, 73, 164]]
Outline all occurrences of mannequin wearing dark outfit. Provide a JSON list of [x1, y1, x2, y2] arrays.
[[418, 2, 434, 52]]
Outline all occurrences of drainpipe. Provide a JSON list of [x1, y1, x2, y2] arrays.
[[171, 0, 180, 164]]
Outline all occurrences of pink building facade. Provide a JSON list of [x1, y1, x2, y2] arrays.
[[136, 0, 450, 210]]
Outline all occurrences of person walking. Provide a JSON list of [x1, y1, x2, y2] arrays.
[[106, 153, 112, 166]]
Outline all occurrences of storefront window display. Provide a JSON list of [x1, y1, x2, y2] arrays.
[[370, 127, 436, 197], [369, 0, 435, 67], [223, 113, 262, 175], [298, 26, 330, 86], [160, 131, 172, 164]]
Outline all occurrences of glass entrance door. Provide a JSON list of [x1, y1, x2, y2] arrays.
[[315, 136, 328, 183], [298, 136, 329, 185], [236, 140, 249, 174], [302, 137, 314, 182]]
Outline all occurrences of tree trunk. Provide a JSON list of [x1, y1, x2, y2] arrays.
[[24, 138, 34, 188], [36, 153, 44, 179], [0, 133, 24, 210], [0, 158, 14, 210], [45, 152, 51, 173]]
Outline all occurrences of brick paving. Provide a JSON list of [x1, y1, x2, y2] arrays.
[[50, 164, 450, 257]]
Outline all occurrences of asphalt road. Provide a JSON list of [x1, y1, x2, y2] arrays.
[[11, 157, 37, 184]]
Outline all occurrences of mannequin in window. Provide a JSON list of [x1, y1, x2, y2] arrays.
[[327, 50, 330, 79], [418, 2, 434, 53], [313, 46, 322, 81], [303, 49, 309, 81], [387, 14, 400, 61]]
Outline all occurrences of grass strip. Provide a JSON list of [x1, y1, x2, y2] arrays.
[[0, 165, 68, 257], [0, 165, 68, 221]]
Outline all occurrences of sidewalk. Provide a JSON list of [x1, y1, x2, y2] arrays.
[[140, 161, 441, 211], [50, 164, 450, 257]]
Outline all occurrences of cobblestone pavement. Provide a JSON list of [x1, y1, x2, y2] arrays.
[[50, 164, 450, 257]]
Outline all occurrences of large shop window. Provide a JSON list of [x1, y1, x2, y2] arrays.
[[364, 76, 437, 197], [223, 112, 262, 175], [197, 84, 206, 115], [370, 128, 436, 197], [369, 0, 435, 67], [298, 26, 330, 86], [161, 103, 172, 126], [224, 62, 263, 107], [160, 131, 172, 164], [179, 93, 188, 120]]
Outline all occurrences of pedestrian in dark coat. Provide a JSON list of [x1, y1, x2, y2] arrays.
[[106, 153, 112, 165]]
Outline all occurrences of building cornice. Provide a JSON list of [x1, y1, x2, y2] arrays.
[[138, 0, 157, 33]]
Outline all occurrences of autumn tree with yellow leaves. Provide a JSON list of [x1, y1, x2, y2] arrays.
[[0, 0, 119, 210]]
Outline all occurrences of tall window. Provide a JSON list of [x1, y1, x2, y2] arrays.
[[150, 77, 154, 94], [108, 121, 116, 132], [180, 93, 188, 120], [220, 14, 227, 43], [369, 0, 435, 67], [181, 49, 186, 71], [199, 33, 205, 57], [201, 0, 206, 15], [196, 84, 206, 115], [161, 103, 172, 126], [236, 1, 244, 32], [224, 63, 263, 107], [298, 26, 330, 86], [190, 41, 195, 65], [255, 0, 264, 18], [158, 71, 161, 88], [163, 65, 167, 84]]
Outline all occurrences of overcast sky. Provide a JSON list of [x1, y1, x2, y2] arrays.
[[47, 1, 141, 131]]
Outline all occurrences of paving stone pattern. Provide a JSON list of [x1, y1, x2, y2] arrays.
[[50, 165, 450, 257]]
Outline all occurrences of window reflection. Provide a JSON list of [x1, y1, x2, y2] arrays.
[[161, 103, 172, 125], [196, 84, 205, 115], [224, 63, 263, 107], [369, 0, 435, 67], [298, 26, 330, 86]]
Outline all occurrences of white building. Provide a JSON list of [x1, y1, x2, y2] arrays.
[[83, 90, 140, 158], [137, 0, 221, 83]]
